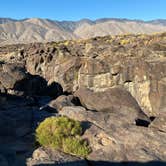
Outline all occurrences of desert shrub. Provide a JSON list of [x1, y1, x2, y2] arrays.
[[63, 137, 91, 157], [74, 71, 79, 80], [35, 116, 91, 157], [36, 116, 82, 148], [63, 40, 70, 46], [120, 39, 130, 45]]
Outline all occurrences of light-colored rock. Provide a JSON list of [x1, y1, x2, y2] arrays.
[[27, 147, 88, 166]]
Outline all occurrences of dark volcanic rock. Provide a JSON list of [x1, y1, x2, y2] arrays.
[[0, 63, 27, 90], [0, 63, 45, 96], [0, 33, 166, 165], [6, 33, 164, 116], [0, 63, 63, 97], [74, 87, 149, 124]]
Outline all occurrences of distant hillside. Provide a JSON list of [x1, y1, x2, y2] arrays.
[[0, 18, 166, 45], [0, 18, 17, 24]]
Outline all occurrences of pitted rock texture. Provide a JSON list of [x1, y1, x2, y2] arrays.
[[1, 33, 165, 116]]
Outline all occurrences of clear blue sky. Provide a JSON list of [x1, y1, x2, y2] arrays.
[[0, 0, 165, 21]]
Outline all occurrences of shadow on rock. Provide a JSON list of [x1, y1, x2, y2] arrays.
[[0, 62, 63, 98], [14, 75, 63, 98], [31, 161, 166, 166], [0, 92, 59, 166], [81, 121, 92, 133]]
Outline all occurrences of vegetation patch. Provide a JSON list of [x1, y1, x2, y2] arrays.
[[63, 137, 91, 157], [120, 39, 131, 45], [36, 116, 91, 157]]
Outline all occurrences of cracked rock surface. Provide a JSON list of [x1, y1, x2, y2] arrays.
[[0, 33, 166, 165]]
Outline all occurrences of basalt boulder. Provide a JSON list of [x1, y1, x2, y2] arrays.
[[74, 87, 150, 124]]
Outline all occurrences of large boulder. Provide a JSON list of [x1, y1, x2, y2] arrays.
[[74, 87, 149, 124], [87, 125, 166, 162], [60, 106, 147, 133]]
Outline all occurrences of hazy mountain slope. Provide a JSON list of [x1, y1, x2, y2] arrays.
[[0, 18, 17, 24], [0, 19, 76, 45], [148, 19, 166, 26], [74, 20, 166, 38], [24, 18, 77, 40], [0, 18, 165, 45], [56, 19, 94, 32]]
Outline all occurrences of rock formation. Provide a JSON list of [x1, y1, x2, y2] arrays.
[[0, 32, 166, 165]]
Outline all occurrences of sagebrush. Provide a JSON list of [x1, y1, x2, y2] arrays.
[[36, 116, 91, 157]]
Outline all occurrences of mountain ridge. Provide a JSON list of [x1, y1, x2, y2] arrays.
[[0, 17, 165, 45]]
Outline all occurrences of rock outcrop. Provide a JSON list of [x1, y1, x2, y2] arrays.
[[10, 32, 164, 116], [0, 32, 166, 165]]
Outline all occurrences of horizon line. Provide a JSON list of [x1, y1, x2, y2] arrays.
[[0, 17, 166, 22]]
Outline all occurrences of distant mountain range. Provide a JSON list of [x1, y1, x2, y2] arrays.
[[0, 18, 166, 45]]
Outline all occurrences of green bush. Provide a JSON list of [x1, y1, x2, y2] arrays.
[[63, 137, 91, 157], [35, 116, 91, 157]]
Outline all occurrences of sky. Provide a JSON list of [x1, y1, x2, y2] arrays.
[[0, 0, 165, 21]]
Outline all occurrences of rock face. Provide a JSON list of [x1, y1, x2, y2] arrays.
[[0, 33, 166, 165], [8, 32, 164, 116], [77, 55, 166, 117]]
